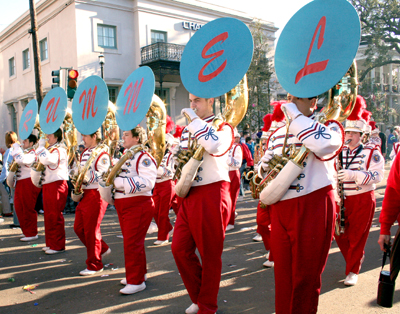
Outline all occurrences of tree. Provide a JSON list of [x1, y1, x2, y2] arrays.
[[350, 0, 400, 82], [240, 20, 274, 134]]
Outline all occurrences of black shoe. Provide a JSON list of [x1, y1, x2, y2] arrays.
[[9, 224, 21, 228]]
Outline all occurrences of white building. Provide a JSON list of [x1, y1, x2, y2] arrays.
[[0, 0, 278, 148]]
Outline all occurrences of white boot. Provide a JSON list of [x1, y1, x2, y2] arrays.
[[185, 303, 199, 314], [20, 235, 38, 242], [80, 268, 103, 276], [344, 272, 358, 286], [119, 282, 146, 294]]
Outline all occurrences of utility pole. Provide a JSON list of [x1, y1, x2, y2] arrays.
[[29, 0, 44, 109]]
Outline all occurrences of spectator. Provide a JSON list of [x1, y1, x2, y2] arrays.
[[387, 128, 398, 158], [246, 137, 255, 158], [379, 131, 387, 158], [238, 139, 254, 197]]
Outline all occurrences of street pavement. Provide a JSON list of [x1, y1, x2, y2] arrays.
[[1, 166, 400, 313]]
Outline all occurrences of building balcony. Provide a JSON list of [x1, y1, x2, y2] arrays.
[[140, 42, 185, 74]]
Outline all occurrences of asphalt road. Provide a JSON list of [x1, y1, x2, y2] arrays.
[[1, 166, 399, 313]]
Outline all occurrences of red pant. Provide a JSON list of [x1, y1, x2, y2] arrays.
[[228, 170, 240, 225], [42, 180, 68, 251], [256, 202, 274, 261], [14, 178, 41, 237], [171, 194, 182, 215], [171, 181, 231, 314], [74, 189, 109, 271], [334, 191, 375, 275], [153, 180, 174, 240], [115, 196, 154, 285], [270, 185, 335, 314]]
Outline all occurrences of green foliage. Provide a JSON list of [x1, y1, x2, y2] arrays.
[[350, 0, 400, 82], [240, 20, 274, 133]]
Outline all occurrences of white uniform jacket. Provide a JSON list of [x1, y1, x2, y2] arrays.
[[390, 142, 400, 161], [35, 143, 69, 184], [369, 136, 382, 147], [156, 150, 174, 183], [114, 145, 157, 199], [266, 114, 342, 201], [78, 147, 111, 190], [227, 143, 243, 171], [181, 115, 234, 187], [338, 144, 384, 196], [12, 147, 37, 180]]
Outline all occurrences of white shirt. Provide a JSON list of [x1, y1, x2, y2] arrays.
[[156, 150, 174, 183], [35, 142, 69, 184], [77, 146, 110, 190], [12, 147, 37, 180], [227, 143, 243, 171]]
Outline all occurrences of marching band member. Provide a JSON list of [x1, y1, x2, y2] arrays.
[[369, 121, 382, 148], [254, 105, 285, 267], [152, 129, 176, 245], [225, 128, 243, 231], [34, 128, 69, 254], [170, 125, 184, 215], [171, 94, 234, 314], [259, 96, 343, 313], [334, 96, 384, 286], [72, 130, 111, 276], [361, 110, 372, 145], [107, 126, 157, 295], [390, 141, 400, 166], [10, 135, 41, 241]]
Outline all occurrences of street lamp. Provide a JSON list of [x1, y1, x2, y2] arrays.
[[99, 54, 105, 79]]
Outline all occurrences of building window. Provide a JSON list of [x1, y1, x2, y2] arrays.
[[98, 24, 117, 48], [9, 57, 15, 77], [39, 38, 48, 61], [108, 86, 119, 104], [151, 31, 167, 44], [23, 49, 30, 70]]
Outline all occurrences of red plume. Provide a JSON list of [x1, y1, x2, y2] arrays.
[[369, 121, 377, 130], [347, 95, 366, 121], [361, 110, 372, 124], [166, 115, 175, 134], [262, 114, 272, 132], [272, 101, 286, 122], [173, 125, 184, 138]]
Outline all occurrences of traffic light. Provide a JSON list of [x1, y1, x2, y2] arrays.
[[67, 69, 79, 99], [51, 70, 60, 89]]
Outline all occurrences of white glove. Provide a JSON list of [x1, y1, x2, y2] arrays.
[[337, 169, 356, 181], [260, 150, 274, 170], [281, 102, 302, 120], [10, 143, 22, 157], [114, 177, 125, 191], [181, 108, 199, 121], [83, 171, 91, 186], [38, 138, 47, 148]]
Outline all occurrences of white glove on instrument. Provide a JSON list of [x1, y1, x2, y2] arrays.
[[181, 108, 199, 121], [38, 138, 47, 148], [281, 102, 303, 120], [260, 150, 274, 170], [338, 169, 356, 181], [114, 177, 125, 191]]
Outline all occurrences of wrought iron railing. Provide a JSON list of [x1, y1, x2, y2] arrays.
[[141, 42, 185, 65]]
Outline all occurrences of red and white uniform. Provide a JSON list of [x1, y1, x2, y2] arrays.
[[171, 115, 233, 314], [73, 147, 111, 271], [227, 143, 242, 225], [35, 143, 69, 251], [369, 135, 382, 148], [114, 146, 157, 285], [266, 114, 342, 313], [153, 150, 175, 241], [11, 147, 41, 237], [334, 144, 384, 275], [380, 153, 400, 235], [389, 142, 400, 165]]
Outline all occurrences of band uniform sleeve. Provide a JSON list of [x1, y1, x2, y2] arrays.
[[186, 119, 233, 155], [15, 150, 36, 166], [380, 153, 400, 235], [289, 115, 342, 158], [157, 152, 174, 180], [353, 148, 384, 186], [228, 145, 243, 169], [37, 147, 60, 166], [122, 153, 157, 194]]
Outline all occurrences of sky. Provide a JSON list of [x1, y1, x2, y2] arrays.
[[0, 0, 312, 43]]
